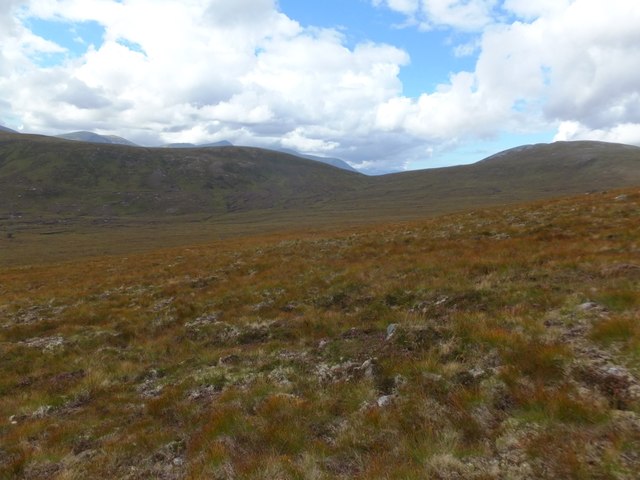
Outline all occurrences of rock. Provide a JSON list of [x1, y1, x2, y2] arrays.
[[360, 358, 377, 378], [184, 312, 220, 329], [578, 302, 601, 312], [21, 335, 65, 352], [423, 372, 444, 383], [455, 367, 487, 386], [32, 405, 53, 418], [615, 194, 628, 201], [376, 395, 394, 407], [218, 354, 241, 365], [580, 363, 640, 409], [386, 323, 398, 340]]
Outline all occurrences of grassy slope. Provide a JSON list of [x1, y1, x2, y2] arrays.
[[2, 134, 640, 266], [1, 189, 639, 479], [0, 132, 366, 217]]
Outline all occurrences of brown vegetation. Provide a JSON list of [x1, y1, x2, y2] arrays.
[[1, 189, 639, 478]]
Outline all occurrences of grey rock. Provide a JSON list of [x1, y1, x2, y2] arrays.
[[386, 323, 398, 340], [376, 395, 395, 407]]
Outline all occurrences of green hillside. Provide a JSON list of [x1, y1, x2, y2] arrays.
[[3, 133, 640, 222], [2, 133, 640, 264], [0, 132, 365, 218]]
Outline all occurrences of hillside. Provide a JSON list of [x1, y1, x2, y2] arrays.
[[349, 140, 640, 216], [0, 132, 365, 218], [2, 134, 639, 223], [277, 148, 358, 173], [1, 189, 639, 478], [55, 131, 138, 146]]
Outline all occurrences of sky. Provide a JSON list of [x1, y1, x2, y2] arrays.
[[1, 1, 640, 174]]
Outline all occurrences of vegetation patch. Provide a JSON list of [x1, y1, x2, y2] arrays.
[[1, 189, 640, 478]]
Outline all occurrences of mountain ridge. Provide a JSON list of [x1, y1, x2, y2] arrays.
[[1, 132, 639, 225]]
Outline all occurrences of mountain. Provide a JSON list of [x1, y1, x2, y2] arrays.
[[0, 124, 18, 134], [0, 131, 365, 218], [1, 132, 639, 223], [343, 140, 640, 217], [56, 131, 138, 146], [277, 148, 358, 173], [163, 140, 234, 148]]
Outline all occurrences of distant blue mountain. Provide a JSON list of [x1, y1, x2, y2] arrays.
[[277, 148, 358, 173], [56, 131, 138, 146], [163, 140, 233, 148], [0, 124, 18, 134]]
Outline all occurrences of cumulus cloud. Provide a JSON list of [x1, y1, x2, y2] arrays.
[[1, 0, 640, 173], [372, 0, 640, 161], [373, 0, 499, 31]]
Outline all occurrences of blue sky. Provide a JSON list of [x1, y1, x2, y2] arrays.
[[1, 1, 639, 173]]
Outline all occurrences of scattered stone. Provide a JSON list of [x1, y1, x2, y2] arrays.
[[423, 372, 444, 383], [137, 369, 164, 398], [578, 302, 603, 312], [218, 354, 241, 365], [455, 367, 487, 386], [615, 194, 629, 201], [21, 335, 65, 352], [186, 385, 219, 402], [579, 363, 640, 409], [386, 323, 398, 340], [376, 395, 394, 408], [184, 312, 220, 329], [32, 405, 53, 418], [280, 302, 298, 312], [316, 358, 379, 384], [360, 358, 378, 379]]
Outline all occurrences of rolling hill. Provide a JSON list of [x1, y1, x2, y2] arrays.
[[276, 148, 359, 173], [2, 132, 638, 225], [0, 132, 365, 218]]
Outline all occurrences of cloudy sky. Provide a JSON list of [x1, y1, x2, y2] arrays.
[[1, 0, 639, 173]]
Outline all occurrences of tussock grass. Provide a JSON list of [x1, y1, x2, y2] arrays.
[[1, 188, 640, 478]]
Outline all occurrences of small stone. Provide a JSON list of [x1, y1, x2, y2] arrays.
[[32, 405, 53, 418], [615, 194, 628, 201], [578, 302, 600, 311], [377, 395, 394, 407], [386, 323, 398, 340], [423, 372, 443, 383]]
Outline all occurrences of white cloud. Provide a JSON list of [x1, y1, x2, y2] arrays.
[[374, 0, 499, 31], [1, 0, 640, 173], [554, 121, 640, 146], [372, 0, 640, 157], [503, 0, 573, 19]]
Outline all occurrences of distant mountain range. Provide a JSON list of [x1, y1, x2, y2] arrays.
[[55, 131, 139, 146], [0, 126, 359, 173], [162, 141, 234, 148], [1, 129, 639, 223]]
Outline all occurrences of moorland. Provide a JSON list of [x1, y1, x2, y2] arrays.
[[1, 132, 639, 479]]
